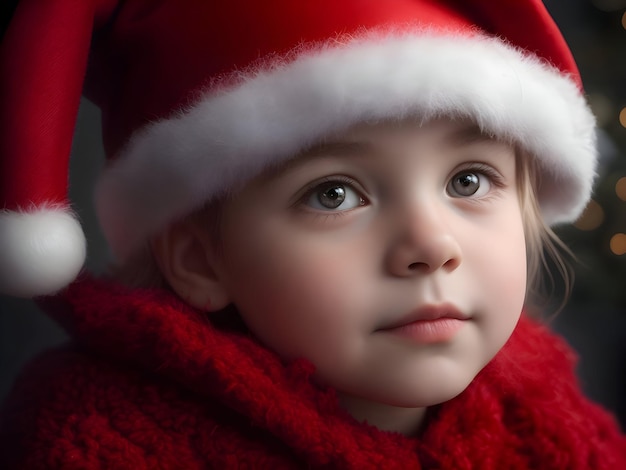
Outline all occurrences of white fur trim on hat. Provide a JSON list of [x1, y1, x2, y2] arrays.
[[96, 31, 597, 260], [0, 206, 86, 297]]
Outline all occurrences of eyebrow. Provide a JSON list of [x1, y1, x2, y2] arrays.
[[300, 140, 373, 159], [256, 122, 500, 182], [257, 140, 373, 182], [300, 123, 499, 158], [446, 123, 499, 146]]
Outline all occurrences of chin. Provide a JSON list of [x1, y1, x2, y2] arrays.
[[376, 377, 475, 408]]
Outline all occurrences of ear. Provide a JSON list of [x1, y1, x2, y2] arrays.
[[151, 218, 231, 312]]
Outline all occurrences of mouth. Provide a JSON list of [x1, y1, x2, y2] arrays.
[[377, 303, 469, 343]]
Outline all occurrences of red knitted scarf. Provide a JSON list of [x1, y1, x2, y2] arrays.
[[2, 275, 625, 469]]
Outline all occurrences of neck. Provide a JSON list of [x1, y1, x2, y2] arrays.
[[338, 393, 428, 436]]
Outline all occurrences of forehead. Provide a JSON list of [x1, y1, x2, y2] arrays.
[[338, 118, 499, 145], [258, 118, 502, 179]]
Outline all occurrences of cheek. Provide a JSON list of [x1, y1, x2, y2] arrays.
[[221, 228, 368, 359], [469, 211, 527, 346], [481, 231, 527, 302], [468, 203, 527, 293]]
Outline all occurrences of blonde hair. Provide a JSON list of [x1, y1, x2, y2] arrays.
[[516, 150, 574, 314], [111, 150, 574, 315]]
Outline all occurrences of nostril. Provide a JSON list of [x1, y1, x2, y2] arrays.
[[443, 258, 460, 270], [407, 259, 458, 272]]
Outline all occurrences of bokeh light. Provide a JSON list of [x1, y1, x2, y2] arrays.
[[610, 233, 626, 255], [574, 199, 605, 230], [616, 177, 626, 201], [620, 107, 626, 128]]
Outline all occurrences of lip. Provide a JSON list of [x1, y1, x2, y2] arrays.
[[382, 303, 469, 329], [378, 303, 469, 343]]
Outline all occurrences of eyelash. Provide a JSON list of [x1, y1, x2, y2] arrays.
[[296, 176, 366, 213], [461, 163, 505, 188], [294, 163, 504, 215], [452, 162, 505, 194]]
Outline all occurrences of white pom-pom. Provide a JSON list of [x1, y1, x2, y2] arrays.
[[0, 207, 86, 298]]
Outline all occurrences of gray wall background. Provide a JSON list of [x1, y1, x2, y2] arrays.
[[1, 0, 625, 430]]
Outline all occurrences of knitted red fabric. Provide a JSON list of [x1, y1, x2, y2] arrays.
[[1, 275, 625, 469]]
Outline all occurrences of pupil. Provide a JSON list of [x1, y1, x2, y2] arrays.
[[460, 174, 477, 186], [319, 185, 345, 208], [453, 173, 479, 196], [327, 188, 341, 199]]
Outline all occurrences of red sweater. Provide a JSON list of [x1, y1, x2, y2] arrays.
[[1, 275, 625, 469]]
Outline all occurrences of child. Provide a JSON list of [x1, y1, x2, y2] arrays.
[[1, 0, 625, 468]]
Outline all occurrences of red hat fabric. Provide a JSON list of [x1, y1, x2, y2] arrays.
[[0, 0, 596, 297]]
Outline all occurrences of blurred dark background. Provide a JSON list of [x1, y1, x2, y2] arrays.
[[1, 1, 625, 429]]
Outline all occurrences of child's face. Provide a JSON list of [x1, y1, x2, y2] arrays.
[[214, 118, 527, 410]]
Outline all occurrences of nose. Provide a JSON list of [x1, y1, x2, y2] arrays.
[[385, 201, 462, 277]]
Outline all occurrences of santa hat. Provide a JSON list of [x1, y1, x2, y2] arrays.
[[0, 0, 596, 298]]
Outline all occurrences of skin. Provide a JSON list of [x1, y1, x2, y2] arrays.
[[154, 118, 528, 436]]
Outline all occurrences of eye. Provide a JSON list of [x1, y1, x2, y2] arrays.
[[447, 171, 491, 198], [304, 180, 365, 211]]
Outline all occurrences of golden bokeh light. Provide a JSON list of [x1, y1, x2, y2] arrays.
[[574, 199, 604, 231], [610, 233, 626, 255], [620, 107, 626, 128], [616, 177, 626, 201], [623, 11, 626, 29]]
